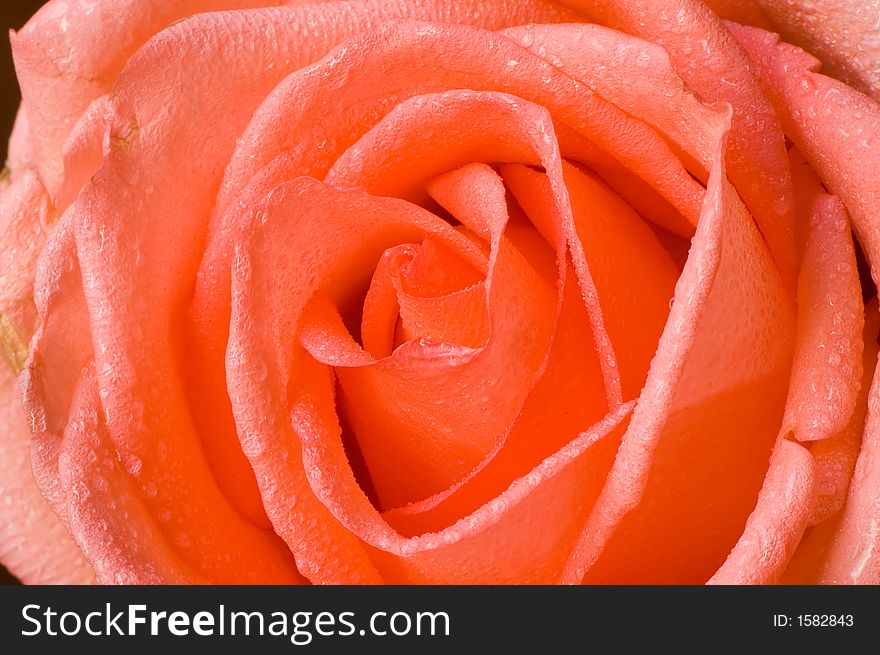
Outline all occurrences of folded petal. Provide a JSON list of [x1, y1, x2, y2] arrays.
[[183, 1, 586, 526], [709, 438, 814, 584], [502, 161, 679, 401], [10, 0, 280, 192], [783, 148, 864, 443], [500, 23, 730, 184], [709, 174, 863, 583], [563, 132, 796, 584], [781, 301, 880, 583], [730, 24, 880, 276], [558, 0, 796, 287], [23, 9, 324, 581]]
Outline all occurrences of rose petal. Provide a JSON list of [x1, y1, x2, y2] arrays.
[[708, 437, 814, 584], [501, 23, 730, 183], [709, 175, 863, 583], [563, 130, 796, 584], [25, 9, 326, 581], [0, 365, 93, 584], [781, 300, 880, 583], [294, 178, 557, 508], [752, 0, 880, 100], [502, 161, 679, 401], [729, 24, 880, 277], [806, 366, 880, 582], [558, 0, 797, 288], [229, 176, 637, 582], [387, 240, 490, 349], [783, 148, 864, 443], [183, 1, 584, 526], [726, 32, 880, 583], [55, 96, 112, 211], [7, 108, 37, 177], [0, 172, 50, 372], [10, 0, 281, 192], [57, 368, 209, 584]]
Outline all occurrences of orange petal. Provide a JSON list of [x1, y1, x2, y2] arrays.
[[557, 0, 796, 288], [184, 1, 584, 529], [711, 189, 863, 582], [783, 148, 864, 443], [7, 108, 37, 177], [730, 24, 880, 277], [563, 133, 796, 584], [804, 355, 880, 582], [57, 368, 207, 583], [752, 0, 880, 99], [709, 438, 814, 584], [390, 240, 489, 349], [781, 300, 880, 583], [0, 171, 49, 317], [23, 9, 326, 581], [503, 161, 679, 400], [501, 23, 730, 184], [295, 182, 555, 508], [808, 299, 879, 527], [0, 172, 51, 379], [10, 0, 281, 192]]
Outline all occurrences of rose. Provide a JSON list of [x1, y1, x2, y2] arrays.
[[1, 0, 878, 585]]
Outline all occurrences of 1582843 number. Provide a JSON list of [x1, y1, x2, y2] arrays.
[[797, 615, 854, 627]]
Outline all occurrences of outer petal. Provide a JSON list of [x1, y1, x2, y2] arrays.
[[729, 25, 880, 276], [500, 23, 730, 183], [7, 108, 37, 178], [753, 0, 880, 100], [782, 298, 880, 584], [781, 301, 880, 582], [783, 149, 863, 444], [558, 0, 797, 288], [807, 361, 880, 583], [24, 8, 322, 583], [10, 0, 280, 192], [0, 365, 93, 584], [0, 172, 50, 372]]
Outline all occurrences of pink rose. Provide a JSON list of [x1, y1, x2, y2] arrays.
[[1, 0, 879, 584]]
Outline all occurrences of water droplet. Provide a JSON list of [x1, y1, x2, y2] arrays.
[[123, 454, 142, 476]]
